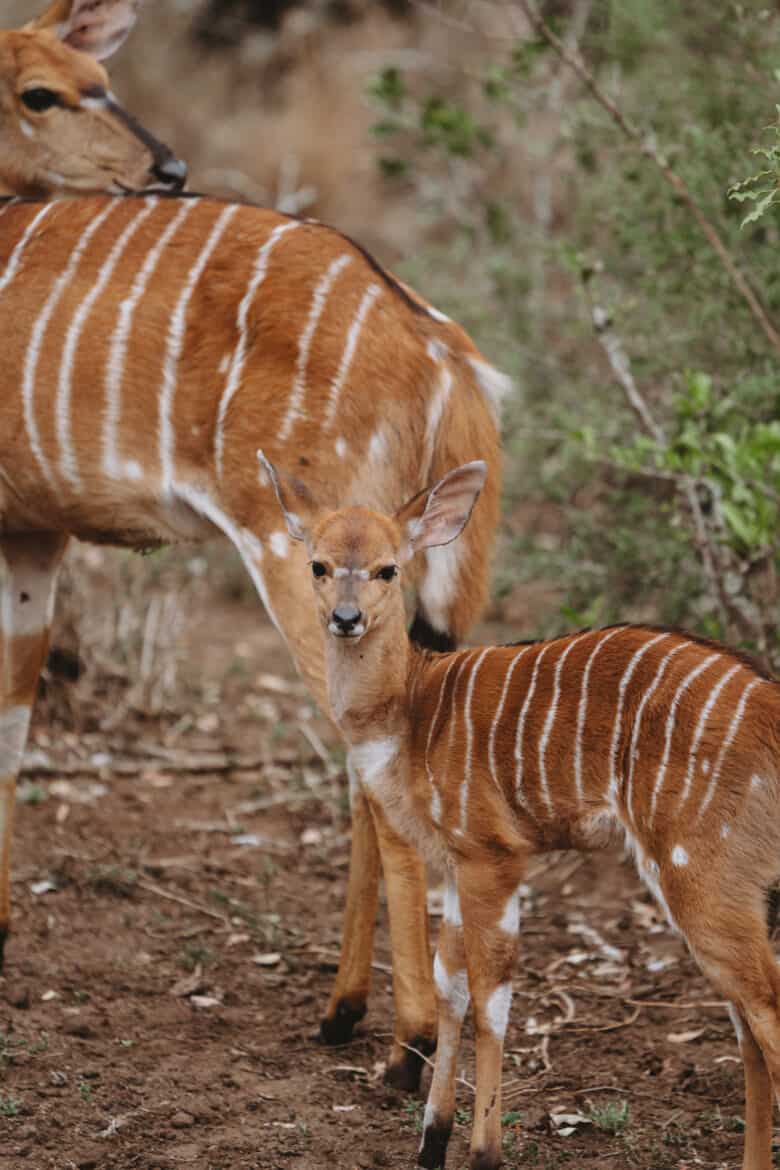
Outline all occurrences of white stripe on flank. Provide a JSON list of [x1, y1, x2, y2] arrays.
[[0, 203, 52, 298], [460, 647, 492, 830], [678, 662, 741, 810], [57, 200, 156, 491], [421, 359, 454, 487], [697, 677, 761, 821], [649, 652, 720, 824], [445, 651, 477, 807], [538, 633, 589, 815], [278, 253, 353, 442], [488, 646, 532, 793], [573, 627, 624, 803], [159, 204, 239, 492], [215, 220, 300, 479], [625, 640, 689, 824], [23, 202, 118, 490], [103, 199, 197, 479], [425, 656, 459, 790], [323, 282, 381, 431], [607, 632, 668, 800], [514, 643, 550, 810]]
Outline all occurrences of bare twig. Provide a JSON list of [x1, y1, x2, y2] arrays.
[[136, 878, 227, 923]]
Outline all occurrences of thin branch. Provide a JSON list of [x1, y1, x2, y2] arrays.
[[511, 0, 780, 357]]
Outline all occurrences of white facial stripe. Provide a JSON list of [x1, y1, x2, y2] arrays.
[[697, 678, 761, 821], [649, 653, 720, 825], [19, 118, 34, 139], [278, 253, 353, 443], [539, 633, 589, 815], [514, 643, 550, 809], [333, 567, 370, 580], [0, 705, 32, 775], [625, 640, 688, 824], [24, 202, 118, 491], [269, 531, 289, 559], [433, 953, 469, 1021], [485, 982, 512, 1039], [57, 200, 156, 492], [0, 203, 53, 298], [607, 632, 668, 800], [159, 205, 239, 492], [488, 646, 531, 794], [679, 662, 741, 810], [215, 220, 300, 479], [323, 282, 381, 431], [573, 628, 624, 803], [460, 647, 492, 829], [103, 199, 197, 479]]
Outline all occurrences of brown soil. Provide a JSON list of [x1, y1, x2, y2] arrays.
[[0, 601, 759, 1170]]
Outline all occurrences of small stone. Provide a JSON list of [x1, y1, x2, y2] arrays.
[[171, 1111, 195, 1129], [50, 1070, 68, 1087]]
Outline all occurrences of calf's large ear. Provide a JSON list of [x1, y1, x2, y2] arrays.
[[258, 450, 318, 544], [396, 461, 487, 562], [29, 0, 142, 62]]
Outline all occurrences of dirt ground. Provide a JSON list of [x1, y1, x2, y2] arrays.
[[0, 599, 762, 1170]]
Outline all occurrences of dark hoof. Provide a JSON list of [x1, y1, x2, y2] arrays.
[[384, 1033, 436, 1093], [418, 1118, 452, 1168], [469, 1149, 501, 1170], [319, 998, 366, 1045]]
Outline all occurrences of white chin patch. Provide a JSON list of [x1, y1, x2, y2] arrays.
[[328, 622, 366, 639]]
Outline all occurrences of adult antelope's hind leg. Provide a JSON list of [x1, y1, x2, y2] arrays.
[[0, 532, 68, 968]]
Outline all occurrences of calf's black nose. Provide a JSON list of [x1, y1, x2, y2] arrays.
[[332, 604, 362, 633], [152, 154, 188, 191]]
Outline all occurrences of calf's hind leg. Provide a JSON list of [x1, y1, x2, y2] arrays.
[[0, 532, 68, 967]]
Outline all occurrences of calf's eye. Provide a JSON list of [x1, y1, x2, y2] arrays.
[[377, 565, 397, 582], [311, 561, 326, 579], [21, 88, 60, 112]]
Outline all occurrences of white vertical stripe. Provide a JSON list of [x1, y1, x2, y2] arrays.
[[607, 632, 668, 800], [103, 199, 197, 480], [649, 652, 720, 824], [538, 632, 590, 815], [215, 220, 300, 479], [278, 253, 353, 443], [322, 282, 381, 431], [0, 203, 53, 298], [159, 204, 239, 491], [697, 678, 761, 821], [625, 640, 689, 824], [514, 642, 549, 810], [488, 646, 532, 793], [460, 647, 492, 829], [445, 651, 477, 815], [421, 359, 453, 487], [425, 655, 459, 790], [573, 627, 623, 803], [57, 200, 156, 491], [23, 202, 117, 490], [678, 662, 741, 810]]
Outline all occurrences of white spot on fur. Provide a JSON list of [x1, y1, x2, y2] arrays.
[[433, 953, 469, 1021], [443, 882, 462, 927], [498, 890, 520, 935], [269, 531, 289, 559], [19, 119, 34, 139], [751, 774, 764, 790], [368, 430, 388, 462], [485, 982, 512, 1039], [125, 460, 143, 480], [427, 304, 452, 324], [701, 759, 710, 775], [671, 845, 688, 867], [335, 436, 348, 458], [426, 339, 448, 362], [419, 539, 461, 638], [218, 352, 230, 376], [349, 737, 399, 793], [721, 823, 731, 840]]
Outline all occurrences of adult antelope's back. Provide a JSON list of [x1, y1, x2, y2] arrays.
[[0, 0, 186, 197], [0, 191, 508, 1087]]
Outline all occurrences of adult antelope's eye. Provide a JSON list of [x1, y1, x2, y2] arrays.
[[377, 565, 397, 582], [21, 87, 60, 113], [311, 561, 327, 579]]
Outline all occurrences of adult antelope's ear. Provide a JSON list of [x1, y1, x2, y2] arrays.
[[28, 0, 142, 61], [257, 450, 317, 544], [396, 461, 487, 563]]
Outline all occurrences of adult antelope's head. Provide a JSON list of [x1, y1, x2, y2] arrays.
[[260, 452, 487, 645], [0, 0, 186, 197]]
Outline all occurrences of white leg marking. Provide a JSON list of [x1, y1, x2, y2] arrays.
[[573, 627, 624, 803], [322, 282, 382, 431], [488, 646, 532, 793], [727, 1002, 745, 1048], [498, 889, 520, 935], [697, 678, 762, 821], [443, 880, 462, 927], [433, 953, 469, 1021], [484, 982, 513, 1039], [24, 203, 118, 490], [607, 632, 668, 799], [278, 253, 353, 442], [625, 640, 689, 825], [679, 662, 741, 810], [0, 706, 32, 775], [159, 205, 239, 492], [514, 643, 550, 810], [539, 632, 590, 814], [649, 653, 720, 824], [460, 647, 492, 830], [671, 845, 688, 867], [57, 200, 156, 491], [215, 220, 300, 478], [0, 203, 53, 298], [103, 200, 198, 479]]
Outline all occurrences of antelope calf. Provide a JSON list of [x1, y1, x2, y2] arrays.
[[264, 454, 780, 1170], [0, 0, 185, 196]]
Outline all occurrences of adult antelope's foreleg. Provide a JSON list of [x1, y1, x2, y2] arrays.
[[0, 532, 68, 967]]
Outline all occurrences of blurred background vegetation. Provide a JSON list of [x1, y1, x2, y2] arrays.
[[8, 0, 779, 708]]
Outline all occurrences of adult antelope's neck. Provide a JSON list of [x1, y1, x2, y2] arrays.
[[325, 617, 417, 745]]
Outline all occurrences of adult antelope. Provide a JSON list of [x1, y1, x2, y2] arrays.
[[263, 454, 780, 1170], [0, 192, 507, 1088], [0, 0, 186, 196]]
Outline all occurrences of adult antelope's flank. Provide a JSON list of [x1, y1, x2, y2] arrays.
[[264, 455, 780, 1170], [0, 193, 506, 1088], [0, 0, 186, 196]]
